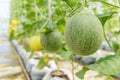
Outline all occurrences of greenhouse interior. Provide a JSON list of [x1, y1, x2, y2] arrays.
[[0, 0, 120, 80]]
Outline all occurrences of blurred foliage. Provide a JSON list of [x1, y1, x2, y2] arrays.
[[10, 0, 120, 36]]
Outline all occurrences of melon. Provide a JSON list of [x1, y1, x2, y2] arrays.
[[65, 13, 103, 56], [30, 35, 42, 51], [22, 37, 30, 49], [41, 30, 62, 52], [18, 39, 23, 45]]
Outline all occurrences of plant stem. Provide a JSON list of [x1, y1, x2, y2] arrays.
[[30, 0, 39, 37], [118, 0, 120, 55], [74, 62, 80, 69], [93, 0, 120, 8], [103, 27, 114, 51], [71, 53, 75, 80], [35, 0, 38, 21], [24, 0, 27, 19], [118, 0, 120, 5], [37, 0, 52, 33], [30, 25, 36, 36], [107, 75, 114, 80], [53, 52, 59, 69], [81, 0, 86, 11]]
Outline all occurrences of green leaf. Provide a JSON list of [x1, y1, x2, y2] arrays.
[[41, 26, 54, 35], [88, 55, 120, 75], [76, 67, 89, 79], [37, 57, 46, 69], [37, 0, 47, 7], [56, 47, 71, 60], [60, 51, 71, 60], [62, 0, 73, 10], [76, 55, 120, 79], [97, 12, 116, 26], [92, 0, 120, 8], [112, 40, 120, 52]]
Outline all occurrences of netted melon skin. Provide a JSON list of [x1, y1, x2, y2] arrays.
[[65, 13, 103, 56], [41, 30, 62, 52]]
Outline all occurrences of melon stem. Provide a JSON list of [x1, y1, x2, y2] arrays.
[[34, 0, 38, 21], [103, 27, 114, 52], [53, 52, 59, 70], [71, 53, 75, 80], [37, 0, 52, 33], [106, 75, 114, 80], [81, 0, 86, 11]]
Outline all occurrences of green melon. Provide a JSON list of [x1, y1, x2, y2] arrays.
[[65, 13, 103, 56], [18, 39, 23, 45], [22, 37, 30, 49], [41, 30, 62, 52]]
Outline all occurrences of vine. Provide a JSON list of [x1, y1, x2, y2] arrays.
[[37, 0, 52, 33]]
